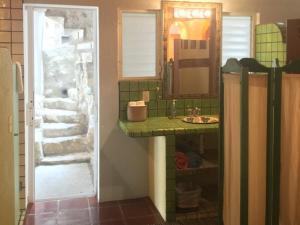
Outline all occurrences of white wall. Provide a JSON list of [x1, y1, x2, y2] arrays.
[[24, 0, 300, 202], [98, 0, 160, 202]]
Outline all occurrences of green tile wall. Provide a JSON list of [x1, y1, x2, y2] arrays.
[[166, 135, 176, 221], [119, 80, 219, 120], [255, 23, 287, 67]]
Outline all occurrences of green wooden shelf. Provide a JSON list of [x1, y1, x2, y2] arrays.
[[176, 159, 218, 177]]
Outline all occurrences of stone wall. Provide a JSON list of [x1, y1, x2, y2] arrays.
[[45, 9, 93, 41], [42, 10, 93, 99], [43, 45, 78, 97]]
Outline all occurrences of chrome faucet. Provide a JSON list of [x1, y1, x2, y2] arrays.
[[192, 107, 201, 117], [187, 107, 201, 117]]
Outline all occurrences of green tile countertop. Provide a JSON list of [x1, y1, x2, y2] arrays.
[[119, 116, 219, 137]]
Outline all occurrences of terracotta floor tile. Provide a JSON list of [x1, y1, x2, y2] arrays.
[[119, 197, 148, 205], [59, 197, 89, 210], [125, 214, 163, 225], [121, 202, 153, 218], [88, 197, 99, 208], [99, 201, 119, 208], [27, 201, 58, 215], [89, 207, 100, 224], [57, 208, 90, 225], [24, 197, 165, 225], [99, 206, 123, 221], [144, 197, 161, 214], [24, 213, 57, 225], [99, 220, 126, 225]]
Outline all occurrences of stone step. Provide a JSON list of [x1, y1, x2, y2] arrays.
[[42, 109, 86, 123], [42, 135, 87, 156], [44, 97, 78, 111], [42, 123, 86, 138], [39, 152, 91, 165]]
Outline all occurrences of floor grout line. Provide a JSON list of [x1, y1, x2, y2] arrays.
[[118, 201, 128, 225], [87, 197, 94, 225]]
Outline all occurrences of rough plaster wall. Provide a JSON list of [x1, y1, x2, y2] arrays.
[[22, 0, 300, 202]]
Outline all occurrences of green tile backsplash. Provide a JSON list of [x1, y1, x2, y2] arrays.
[[119, 80, 219, 120], [255, 23, 287, 67], [166, 135, 176, 221]]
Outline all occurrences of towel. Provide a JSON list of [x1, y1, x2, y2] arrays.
[[14, 61, 23, 94], [175, 151, 188, 170], [186, 151, 202, 168]]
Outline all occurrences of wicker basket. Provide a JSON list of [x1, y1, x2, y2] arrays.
[[176, 184, 202, 209]]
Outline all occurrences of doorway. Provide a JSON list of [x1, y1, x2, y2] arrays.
[[24, 4, 99, 201]]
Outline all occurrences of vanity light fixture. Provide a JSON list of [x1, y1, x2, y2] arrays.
[[174, 8, 211, 19], [203, 9, 212, 17]]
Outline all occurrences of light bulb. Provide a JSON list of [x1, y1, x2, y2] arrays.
[[174, 8, 212, 19], [186, 9, 193, 18], [191, 9, 200, 18], [178, 9, 186, 18], [204, 10, 212, 18]]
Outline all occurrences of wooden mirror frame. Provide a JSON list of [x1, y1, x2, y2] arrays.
[[162, 1, 222, 99]]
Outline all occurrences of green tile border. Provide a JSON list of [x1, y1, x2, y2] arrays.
[[166, 135, 176, 221]]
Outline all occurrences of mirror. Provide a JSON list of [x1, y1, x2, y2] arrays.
[[162, 1, 222, 99]]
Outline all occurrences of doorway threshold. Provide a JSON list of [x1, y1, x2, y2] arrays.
[[35, 162, 94, 201]]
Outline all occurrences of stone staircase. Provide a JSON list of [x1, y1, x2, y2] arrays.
[[42, 123, 84, 138], [43, 108, 85, 123], [44, 97, 78, 110], [37, 97, 91, 165]]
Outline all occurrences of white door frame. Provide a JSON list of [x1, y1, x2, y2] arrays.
[[24, 3, 100, 203]]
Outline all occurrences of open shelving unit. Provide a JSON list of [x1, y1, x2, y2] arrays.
[[175, 133, 219, 224]]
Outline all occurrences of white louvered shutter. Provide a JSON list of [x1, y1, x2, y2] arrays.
[[222, 16, 252, 65], [122, 12, 157, 77]]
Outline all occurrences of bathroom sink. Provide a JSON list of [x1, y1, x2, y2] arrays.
[[182, 115, 219, 124]]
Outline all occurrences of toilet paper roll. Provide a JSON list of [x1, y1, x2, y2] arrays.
[[136, 100, 145, 106], [128, 101, 137, 106]]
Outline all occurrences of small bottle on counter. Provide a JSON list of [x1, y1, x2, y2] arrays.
[[169, 99, 177, 119]]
